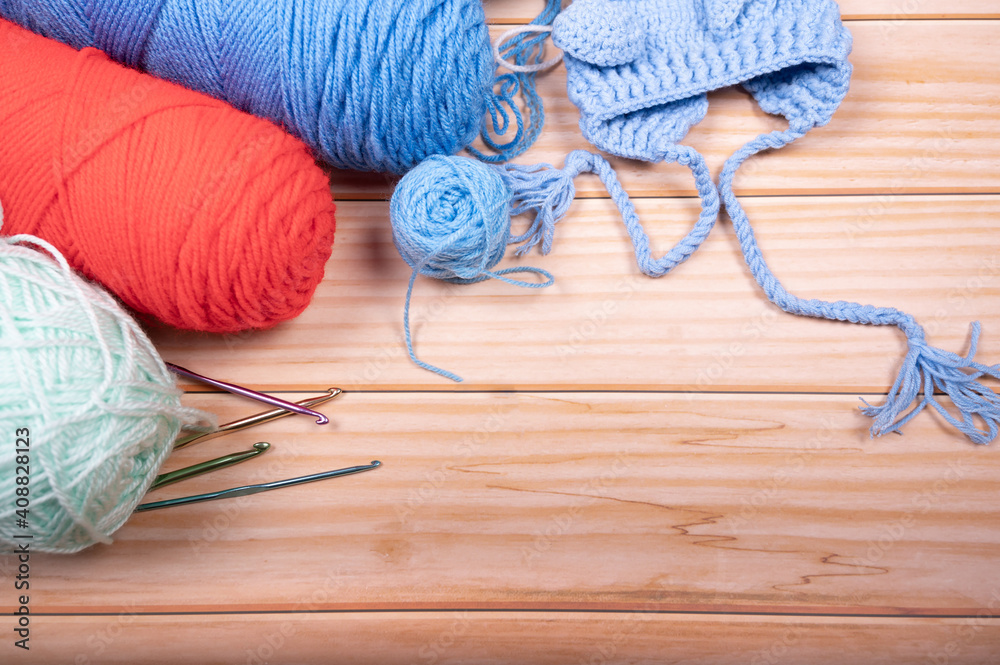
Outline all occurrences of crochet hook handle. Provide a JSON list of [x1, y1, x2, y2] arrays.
[[166, 362, 330, 425], [135, 461, 382, 512]]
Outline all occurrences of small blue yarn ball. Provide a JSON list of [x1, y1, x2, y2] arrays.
[[0, 235, 213, 554], [390, 155, 512, 283]]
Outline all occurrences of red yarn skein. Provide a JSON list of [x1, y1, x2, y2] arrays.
[[0, 20, 335, 332]]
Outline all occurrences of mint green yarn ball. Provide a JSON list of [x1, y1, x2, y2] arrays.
[[0, 235, 213, 554]]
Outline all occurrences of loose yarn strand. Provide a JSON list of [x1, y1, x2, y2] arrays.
[[401, 263, 554, 383], [484, 266, 556, 289], [493, 26, 562, 74], [719, 124, 1000, 444], [402, 269, 463, 383], [469, 0, 563, 164], [501, 149, 720, 277]]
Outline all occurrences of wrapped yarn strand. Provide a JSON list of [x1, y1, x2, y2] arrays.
[[0, 230, 214, 554]]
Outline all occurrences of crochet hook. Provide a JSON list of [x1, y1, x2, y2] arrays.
[[173, 389, 341, 449], [149, 442, 272, 491], [166, 362, 331, 425], [134, 461, 382, 512]]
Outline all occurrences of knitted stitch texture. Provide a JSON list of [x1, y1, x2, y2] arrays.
[[554, 0, 853, 160], [551, 0, 1000, 444]]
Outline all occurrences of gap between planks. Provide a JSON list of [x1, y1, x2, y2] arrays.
[[19, 612, 1000, 665], [153, 194, 1000, 393]]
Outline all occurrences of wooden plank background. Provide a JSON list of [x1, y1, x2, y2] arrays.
[[5, 2, 1000, 663]]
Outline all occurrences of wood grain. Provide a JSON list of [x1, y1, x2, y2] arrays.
[[149, 195, 1000, 392], [17, 613, 1000, 665], [4, 8, 999, 664], [7, 392, 998, 616], [328, 21, 1000, 199]]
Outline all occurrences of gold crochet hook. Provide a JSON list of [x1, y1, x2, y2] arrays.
[[174, 389, 342, 449]]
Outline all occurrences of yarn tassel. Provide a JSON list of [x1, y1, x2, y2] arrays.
[[720, 124, 999, 444], [503, 161, 577, 256], [862, 322, 1000, 444], [501, 148, 721, 277]]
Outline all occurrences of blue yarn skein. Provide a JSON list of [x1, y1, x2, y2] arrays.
[[0, 0, 531, 174], [391, 150, 720, 381]]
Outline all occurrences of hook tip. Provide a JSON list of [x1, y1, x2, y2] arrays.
[[314, 414, 330, 425], [370, 460, 382, 467], [252, 442, 271, 451]]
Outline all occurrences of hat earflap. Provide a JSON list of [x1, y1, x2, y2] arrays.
[[744, 59, 853, 131]]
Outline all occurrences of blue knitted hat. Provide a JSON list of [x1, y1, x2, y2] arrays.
[[390, 0, 1000, 444], [553, 0, 853, 162], [543, 0, 997, 444]]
